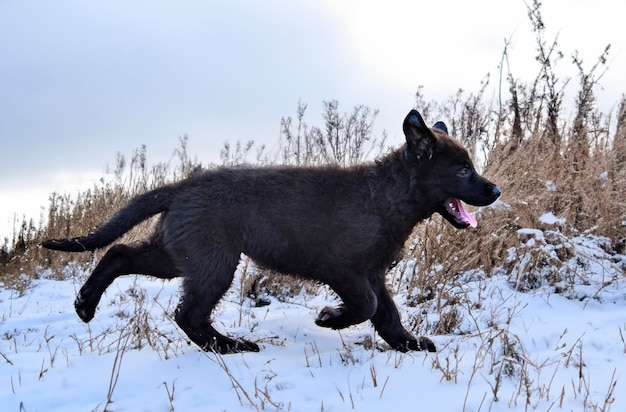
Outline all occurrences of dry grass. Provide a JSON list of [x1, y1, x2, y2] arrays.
[[0, 136, 201, 289]]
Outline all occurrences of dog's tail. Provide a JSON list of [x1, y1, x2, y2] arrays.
[[42, 185, 177, 252]]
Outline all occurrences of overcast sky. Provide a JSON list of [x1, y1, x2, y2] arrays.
[[1, 0, 625, 238]]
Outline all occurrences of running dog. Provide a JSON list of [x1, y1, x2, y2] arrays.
[[43, 109, 501, 354]]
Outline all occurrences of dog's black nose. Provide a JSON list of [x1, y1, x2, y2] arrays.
[[492, 186, 501, 199]]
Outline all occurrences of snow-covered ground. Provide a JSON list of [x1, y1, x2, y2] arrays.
[[1, 227, 625, 411]]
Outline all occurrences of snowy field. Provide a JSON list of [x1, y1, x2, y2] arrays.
[[1, 225, 625, 411]]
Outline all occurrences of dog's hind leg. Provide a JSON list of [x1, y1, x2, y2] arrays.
[[173, 248, 260, 354], [75, 241, 179, 323], [370, 285, 436, 352], [315, 275, 378, 330]]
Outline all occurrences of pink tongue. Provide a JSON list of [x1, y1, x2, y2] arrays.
[[457, 201, 477, 228]]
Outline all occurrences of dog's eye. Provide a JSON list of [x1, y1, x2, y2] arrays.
[[457, 167, 471, 178]]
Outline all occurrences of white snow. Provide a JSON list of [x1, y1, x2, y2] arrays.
[[1, 231, 625, 411], [539, 212, 565, 226], [517, 228, 545, 242]]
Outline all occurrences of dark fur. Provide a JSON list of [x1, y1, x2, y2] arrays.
[[43, 110, 500, 354]]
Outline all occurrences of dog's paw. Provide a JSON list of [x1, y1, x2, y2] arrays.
[[228, 339, 260, 353], [74, 292, 98, 323], [314, 306, 344, 329], [390, 335, 437, 353], [418, 336, 437, 352], [199, 336, 260, 354]]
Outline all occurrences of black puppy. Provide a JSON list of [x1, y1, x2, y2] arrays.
[[43, 109, 500, 354]]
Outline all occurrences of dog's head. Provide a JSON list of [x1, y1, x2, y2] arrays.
[[403, 109, 500, 229]]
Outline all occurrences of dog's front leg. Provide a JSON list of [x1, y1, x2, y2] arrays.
[[371, 285, 436, 352]]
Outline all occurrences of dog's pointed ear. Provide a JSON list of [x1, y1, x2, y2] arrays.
[[403, 109, 435, 160], [432, 121, 448, 134]]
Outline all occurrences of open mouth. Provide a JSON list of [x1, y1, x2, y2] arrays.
[[444, 198, 477, 228]]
